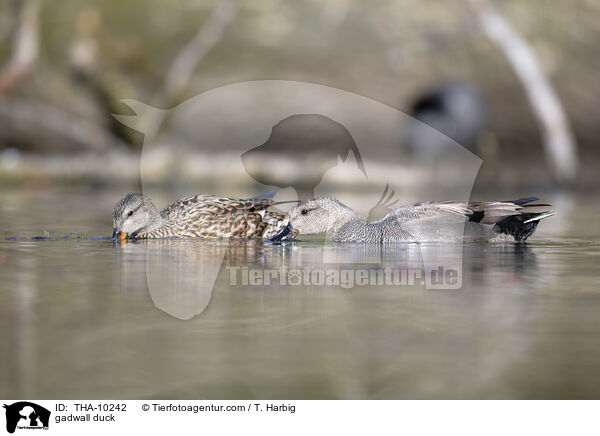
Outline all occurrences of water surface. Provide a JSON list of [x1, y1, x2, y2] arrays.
[[1, 187, 599, 399]]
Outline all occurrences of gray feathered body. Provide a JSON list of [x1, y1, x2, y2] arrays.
[[335, 216, 412, 243], [294, 197, 554, 243]]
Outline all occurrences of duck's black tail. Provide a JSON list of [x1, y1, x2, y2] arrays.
[[465, 197, 555, 242], [491, 198, 555, 242], [493, 210, 555, 241]]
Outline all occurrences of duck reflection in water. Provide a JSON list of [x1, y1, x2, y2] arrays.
[[113, 237, 539, 320]]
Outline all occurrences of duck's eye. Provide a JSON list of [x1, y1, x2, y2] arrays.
[[127, 210, 134, 217], [301, 209, 308, 215]]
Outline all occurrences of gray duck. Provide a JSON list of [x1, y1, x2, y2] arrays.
[[270, 196, 555, 243], [112, 191, 289, 240]]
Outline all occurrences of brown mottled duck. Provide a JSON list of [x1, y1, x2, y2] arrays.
[[112, 191, 289, 240]]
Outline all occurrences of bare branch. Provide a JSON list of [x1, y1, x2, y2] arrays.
[[133, 0, 241, 139], [466, 0, 578, 184], [0, 0, 39, 95], [0, 96, 130, 152], [162, 0, 241, 104]]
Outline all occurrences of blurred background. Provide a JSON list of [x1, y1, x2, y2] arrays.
[[2, 0, 600, 400], [0, 0, 598, 190]]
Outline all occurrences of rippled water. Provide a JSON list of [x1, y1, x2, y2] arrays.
[[1, 187, 599, 399]]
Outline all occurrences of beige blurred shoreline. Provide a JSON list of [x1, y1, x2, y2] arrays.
[[1, 149, 598, 194]]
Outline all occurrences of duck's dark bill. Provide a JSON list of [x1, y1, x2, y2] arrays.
[[269, 223, 296, 242]]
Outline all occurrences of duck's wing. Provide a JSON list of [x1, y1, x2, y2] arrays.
[[248, 190, 277, 200], [389, 201, 472, 224], [388, 198, 554, 242], [159, 194, 215, 218], [373, 202, 473, 242], [390, 197, 553, 225], [466, 198, 553, 224], [161, 194, 286, 238]]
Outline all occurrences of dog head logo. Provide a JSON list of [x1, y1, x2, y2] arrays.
[[113, 80, 481, 319], [241, 113, 366, 199], [3, 402, 50, 434]]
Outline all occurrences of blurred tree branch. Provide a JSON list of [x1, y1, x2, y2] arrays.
[[134, 0, 242, 140], [0, 0, 39, 95], [0, 96, 129, 151], [162, 0, 241, 105], [466, 0, 578, 184], [0, 2, 131, 151]]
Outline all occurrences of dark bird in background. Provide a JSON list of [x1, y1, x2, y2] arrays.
[[403, 83, 488, 155], [242, 114, 367, 200]]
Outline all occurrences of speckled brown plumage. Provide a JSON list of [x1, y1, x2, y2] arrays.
[[112, 192, 289, 239]]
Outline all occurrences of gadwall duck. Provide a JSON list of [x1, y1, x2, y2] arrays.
[[270, 197, 554, 243], [112, 191, 289, 240]]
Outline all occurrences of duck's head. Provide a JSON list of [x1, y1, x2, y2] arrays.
[[270, 197, 357, 241], [112, 193, 162, 240]]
